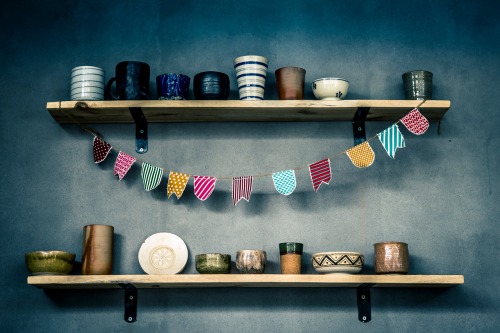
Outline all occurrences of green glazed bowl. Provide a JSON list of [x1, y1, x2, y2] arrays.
[[25, 251, 76, 275], [195, 253, 231, 274]]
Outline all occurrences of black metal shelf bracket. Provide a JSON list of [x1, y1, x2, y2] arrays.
[[129, 107, 148, 154], [352, 107, 371, 146], [357, 284, 373, 323], [119, 283, 138, 323]]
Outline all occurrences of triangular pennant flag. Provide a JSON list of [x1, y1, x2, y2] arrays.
[[93, 136, 112, 163], [113, 151, 136, 180], [377, 124, 406, 158], [232, 176, 253, 205], [401, 108, 429, 135], [141, 162, 163, 191], [272, 170, 296, 195], [167, 171, 190, 199], [308, 158, 331, 192], [346, 142, 375, 168], [193, 175, 217, 201]]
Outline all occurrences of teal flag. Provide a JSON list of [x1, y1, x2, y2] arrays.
[[377, 124, 405, 159], [272, 170, 296, 195], [141, 162, 163, 191]]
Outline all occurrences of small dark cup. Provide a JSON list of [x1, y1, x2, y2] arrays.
[[193, 71, 230, 100], [156, 73, 190, 100]]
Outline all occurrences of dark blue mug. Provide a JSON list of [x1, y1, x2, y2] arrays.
[[156, 73, 190, 100], [106, 61, 150, 100]]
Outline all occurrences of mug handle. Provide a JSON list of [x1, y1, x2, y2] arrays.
[[105, 77, 119, 100]]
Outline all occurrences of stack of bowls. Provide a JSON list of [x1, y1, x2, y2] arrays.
[[233, 55, 268, 100], [71, 66, 105, 101]]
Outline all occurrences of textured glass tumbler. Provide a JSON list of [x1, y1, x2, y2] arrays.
[[402, 70, 433, 100]]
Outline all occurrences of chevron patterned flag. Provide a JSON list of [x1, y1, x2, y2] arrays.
[[401, 108, 429, 135], [272, 170, 296, 195], [377, 124, 406, 158], [308, 158, 331, 192], [346, 142, 375, 168], [93, 136, 112, 163], [232, 176, 253, 205], [167, 171, 190, 199], [113, 151, 136, 180], [140, 162, 163, 191], [193, 175, 217, 201]]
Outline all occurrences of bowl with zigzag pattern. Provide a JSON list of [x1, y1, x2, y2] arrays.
[[312, 252, 364, 274]]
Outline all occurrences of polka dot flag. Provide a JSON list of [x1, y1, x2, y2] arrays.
[[93, 136, 112, 163], [346, 142, 375, 168], [167, 171, 190, 199], [401, 108, 429, 135]]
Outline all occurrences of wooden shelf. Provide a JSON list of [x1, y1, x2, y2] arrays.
[[28, 274, 464, 289], [46, 100, 451, 124]]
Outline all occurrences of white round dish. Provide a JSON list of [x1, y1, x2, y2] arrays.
[[138, 232, 188, 275]]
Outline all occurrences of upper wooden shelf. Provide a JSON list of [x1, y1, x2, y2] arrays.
[[46, 100, 451, 124], [28, 274, 464, 289]]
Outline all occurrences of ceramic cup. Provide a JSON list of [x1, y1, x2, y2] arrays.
[[233, 55, 268, 100], [279, 242, 303, 274], [105, 61, 150, 100], [275, 67, 306, 100], [235, 250, 267, 274], [156, 73, 190, 100], [81, 224, 114, 275], [374, 242, 409, 274], [193, 71, 230, 100], [70, 66, 105, 101], [402, 70, 433, 100]]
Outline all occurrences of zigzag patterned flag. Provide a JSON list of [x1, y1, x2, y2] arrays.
[[401, 108, 429, 135], [113, 151, 136, 180], [93, 136, 112, 163], [141, 162, 163, 191], [308, 158, 331, 192], [346, 142, 375, 168], [232, 176, 253, 205], [272, 170, 296, 195], [377, 124, 406, 158], [167, 171, 190, 199], [193, 175, 217, 201]]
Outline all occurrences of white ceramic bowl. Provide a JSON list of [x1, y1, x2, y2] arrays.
[[312, 251, 364, 274], [312, 78, 349, 100]]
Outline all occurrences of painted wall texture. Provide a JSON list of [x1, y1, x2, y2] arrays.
[[1, 0, 499, 332]]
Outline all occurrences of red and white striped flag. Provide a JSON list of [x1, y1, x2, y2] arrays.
[[308, 158, 331, 192], [232, 176, 253, 205], [193, 175, 217, 201]]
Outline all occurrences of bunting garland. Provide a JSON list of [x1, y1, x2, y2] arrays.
[[82, 105, 431, 205], [378, 124, 405, 158], [141, 162, 163, 191], [113, 151, 136, 180]]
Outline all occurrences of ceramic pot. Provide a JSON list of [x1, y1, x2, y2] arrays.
[[233, 55, 268, 100], [374, 242, 409, 274], [279, 242, 303, 274], [193, 71, 230, 100], [275, 67, 306, 100], [235, 250, 267, 274], [81, 224, 114, 275]]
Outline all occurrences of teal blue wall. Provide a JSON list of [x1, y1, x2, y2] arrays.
[[1, 0, 499, 332]]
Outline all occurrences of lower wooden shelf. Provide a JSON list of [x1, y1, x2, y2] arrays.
[[28, 274, 464, 289]]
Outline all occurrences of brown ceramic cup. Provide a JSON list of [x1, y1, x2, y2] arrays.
[[275, 67, 306, 100], [374, 242, 409, 274], [82, 224, 114, 275]]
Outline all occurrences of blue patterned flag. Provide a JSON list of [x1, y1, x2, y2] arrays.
[[377, 124, 406, 159], [272, 170, 296, 195], [141, 162, 163, 191]]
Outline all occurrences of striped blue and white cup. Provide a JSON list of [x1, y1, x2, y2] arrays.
[[233, 55, 268, 100], [71, 66, 105, 101]]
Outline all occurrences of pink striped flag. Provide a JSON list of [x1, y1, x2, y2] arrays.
[[193, 175, 217, 201], [308, 158, 331, 192], [232, 176, 253, 205]]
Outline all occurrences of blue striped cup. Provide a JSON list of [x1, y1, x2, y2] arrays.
[[233, 55, 268, 100]]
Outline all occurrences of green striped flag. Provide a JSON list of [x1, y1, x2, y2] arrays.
[[377, 124, 405, 159], [141, 162, 163, 191]]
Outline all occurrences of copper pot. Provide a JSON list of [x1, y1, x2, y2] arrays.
[[374, 242, 409, 274]]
